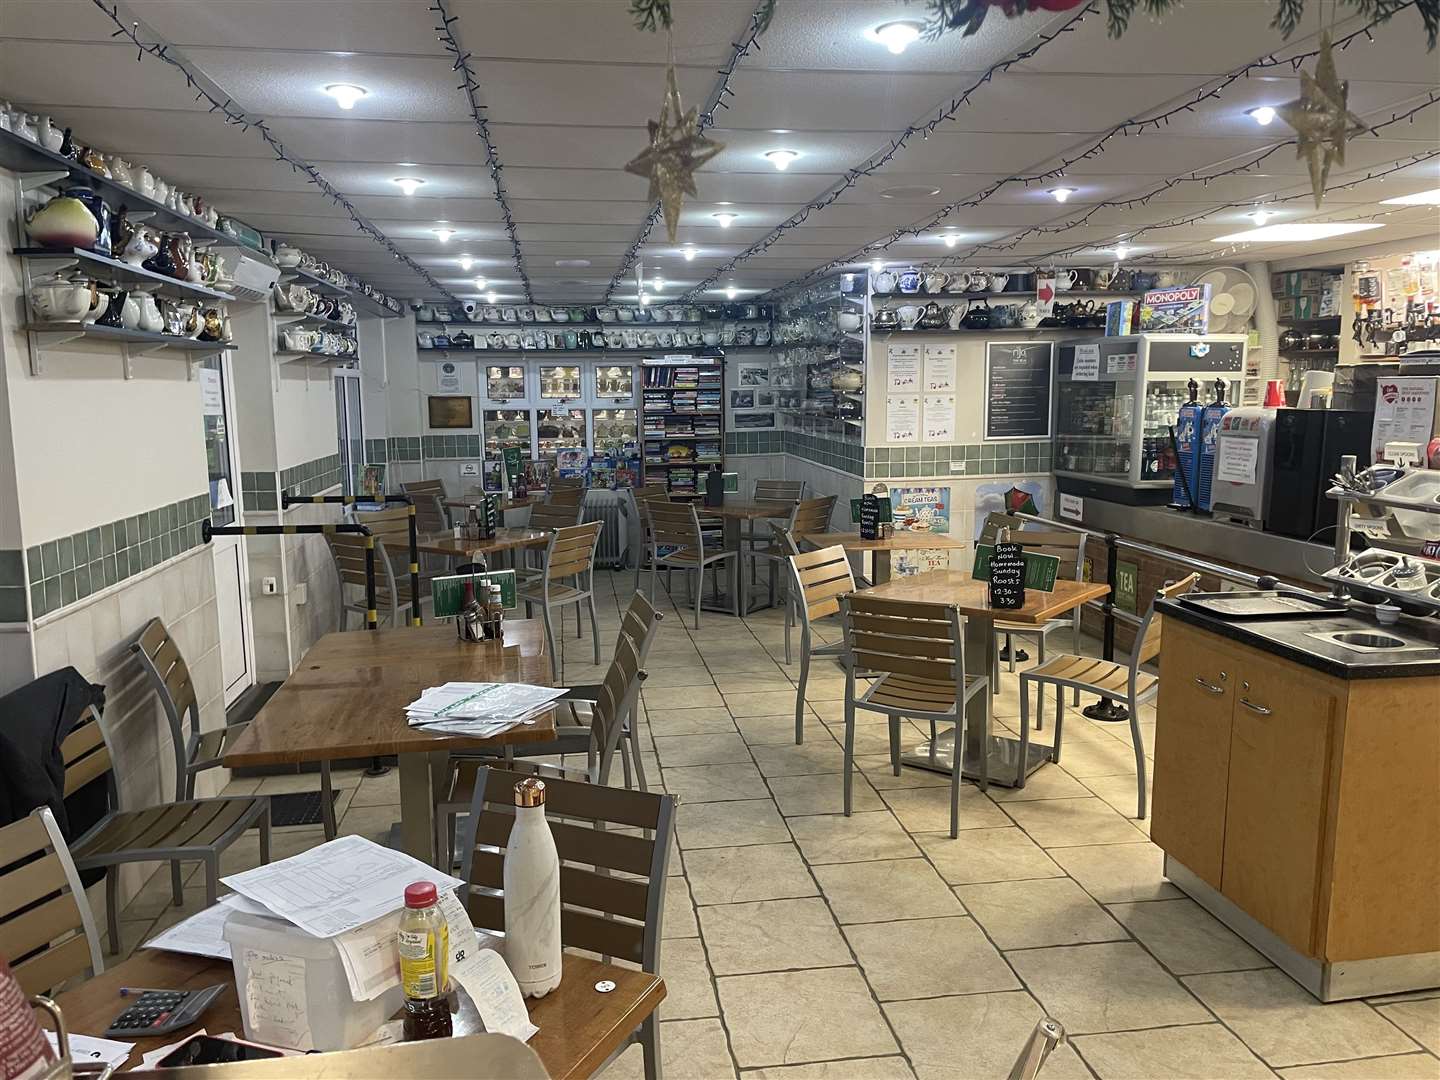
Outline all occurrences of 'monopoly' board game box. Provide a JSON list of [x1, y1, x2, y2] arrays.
[[1138, 285, 1211, 334]]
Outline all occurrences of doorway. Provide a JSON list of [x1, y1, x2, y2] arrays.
[[334, 368, 364, 496]]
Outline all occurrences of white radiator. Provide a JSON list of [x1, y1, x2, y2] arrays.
[[584, 492, 629, 568]]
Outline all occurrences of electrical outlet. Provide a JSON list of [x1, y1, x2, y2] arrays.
[[950, 461, 967, 473], [261, 577, 278, 595], [460, 462, 480, 477], [293, 583, 308, 606]]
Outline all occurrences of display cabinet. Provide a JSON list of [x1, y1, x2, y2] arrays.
[[538, 364, 582, 399], [772, 272, 866, 435], [484, 363, 525, 401], [535, 406, 587, 462], [482, 408, 532, 491], [594, 362, 635, 401]]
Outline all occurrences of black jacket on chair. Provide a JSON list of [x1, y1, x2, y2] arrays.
[[0, 666, 106, 840]]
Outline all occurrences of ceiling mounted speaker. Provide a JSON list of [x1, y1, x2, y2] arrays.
[[1192, 266, 1258, 334]]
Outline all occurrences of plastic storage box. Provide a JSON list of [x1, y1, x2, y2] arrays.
[[222, 910, 402, 1051]]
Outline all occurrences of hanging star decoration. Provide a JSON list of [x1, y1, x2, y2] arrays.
[[625, 65, 725, 242], [1275, 30, 1369, 208]]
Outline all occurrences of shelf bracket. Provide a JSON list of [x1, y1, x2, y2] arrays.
[[128, 211, 156, 223], [22, 255, 80, 274], [19, 170, 70, 193], [26, 328, 88, 376]]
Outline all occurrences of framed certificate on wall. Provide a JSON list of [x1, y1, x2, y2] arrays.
[[427, 395, 474, 429]]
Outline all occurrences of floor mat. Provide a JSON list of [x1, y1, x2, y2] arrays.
[[268, 789, 341, 828]]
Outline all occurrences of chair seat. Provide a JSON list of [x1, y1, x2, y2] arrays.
[[72, 796, 268, 865], [191, 721, 249, 770], [657, 547, 731, 566], [517, 581, 589, 605], [1022, 654, 1155, 699], [862, 671, 985, 713]]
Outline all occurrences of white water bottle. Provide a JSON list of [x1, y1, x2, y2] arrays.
[[502, 777, 563, 998]]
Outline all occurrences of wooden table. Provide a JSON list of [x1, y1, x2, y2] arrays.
[[223, 624, 557, 865], [866, 572, 1110, 787], [445, 494, 542, 513], [415, 527, 550, 565], [798, 530, 969, 585], [50, 949, 663, 1079], [698, 499, 796, 614]]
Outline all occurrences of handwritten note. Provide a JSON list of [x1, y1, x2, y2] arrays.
[[923, 395, 955, 443], [923, 344, 956, 392], [886, 395, 919, 443], [453, 949, 539, 1042], [241, 949, 312, 1050], [887, 344, 921, 391]]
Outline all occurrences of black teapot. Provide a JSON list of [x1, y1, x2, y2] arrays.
[[451, 330, 474, 349], [918, 300, 948, 329], [961, 299, 991, 329]]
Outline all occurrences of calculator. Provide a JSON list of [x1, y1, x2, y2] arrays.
[[104, 984, 227, 1038]]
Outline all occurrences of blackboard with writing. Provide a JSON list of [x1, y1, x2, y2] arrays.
[[859, 494, 891, 540], [987, 542, 1026, 610], [985, 341, 1054, 440]]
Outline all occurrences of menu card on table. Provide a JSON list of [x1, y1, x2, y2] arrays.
[[986, 542, 1027, 610]]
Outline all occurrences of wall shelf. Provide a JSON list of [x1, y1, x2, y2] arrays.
[[274, 311, 358, 330], [23, 321, 235, 378], [274, 349, 356, 365], [278, 266, 349, 297], [15, 246, 238, 302], [417, 346, 754, 357], [872, 289, 1143, 302]]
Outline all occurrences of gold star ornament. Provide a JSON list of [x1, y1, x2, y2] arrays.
[[625, 65, 725, 242], [1276, 30, 1369, 208]]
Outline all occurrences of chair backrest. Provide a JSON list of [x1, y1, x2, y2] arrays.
[[326, 530, 402, 621], [402, 480, 450, 534], [546, 487, 585, 508], [1133, 573, 1201, 669], [355, 505, 413, 549], [616, 590, 664, 666], [648, 501, 701, 552], [840, 593, 966, 698], [979, 511, 1024, 544], [59, 705, 114, 803], [0, 807, 104, 996], [543, 520, 603, 583], [788, 544, 856, 630], [457, 766, 677, 970], [754, 478, 805, 503], [629, 487, 670, 544], [1010, 528, 1087, 583], [130, 619, 198, 801], [791, 494, 837, 537], [529, 500, 585, 531], [589, 634, 647, 768]]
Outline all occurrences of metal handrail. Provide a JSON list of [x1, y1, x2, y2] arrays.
[[281, 492, 422, 627]]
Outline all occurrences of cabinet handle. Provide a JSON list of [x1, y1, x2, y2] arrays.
[[1193, 676, 1225, 695], [1240, 698, 1272, 716]]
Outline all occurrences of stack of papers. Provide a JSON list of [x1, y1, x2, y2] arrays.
[[405, 681, 566, 736]]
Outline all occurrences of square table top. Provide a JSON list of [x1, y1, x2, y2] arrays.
[[415, 527, 550, 558], [864, 571, 1110, 626], [699, 499, 796, 520], [223, 622, 558, 767], [799, 530, 969, 552]]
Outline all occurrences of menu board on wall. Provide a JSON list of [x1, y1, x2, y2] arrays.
[[984, 341, 1054, 440]]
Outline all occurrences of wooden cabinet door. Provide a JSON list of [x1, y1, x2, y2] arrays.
[[1151, 621, 1240, 890], [1220, 658, 1336, 956]]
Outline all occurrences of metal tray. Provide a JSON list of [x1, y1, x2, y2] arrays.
[[1177, 590, 1350, 619]]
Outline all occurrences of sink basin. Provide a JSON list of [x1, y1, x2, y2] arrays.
[[1305, 629, 1437, 654]]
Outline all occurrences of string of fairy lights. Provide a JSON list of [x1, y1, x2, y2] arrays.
[[90, 1, 460, 304], [603, 0, 774, 302], [430, 0, 533, 302]]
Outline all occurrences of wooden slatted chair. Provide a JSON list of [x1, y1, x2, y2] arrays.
[[517, 520, 604, 681], [0, 806, 104, 995], [647, 501, 737, 628], [527, 499, 586, 531], [131, 618, 337, 841], [60, 705, 271, 954], [840, 593, 990, 838], [740, 478, 806, 551], [457, 767, 676, 1080], [628, 486, 670, 592], [748, 495, 836, 613], [401, 478, 451, 534], [786, 543, 857, 744], [1018, 574, 1199, 819], [325, 526, 415, 629]]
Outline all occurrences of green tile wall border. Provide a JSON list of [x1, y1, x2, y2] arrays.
[[723, 429, 864, 477], [278, 453, 343, 499], [387, 437, 422, 463], [419, 434, 482, 460], [241, 470, 278, 512], [861, 440, 1053, 479], [22, 494, 211, 621]]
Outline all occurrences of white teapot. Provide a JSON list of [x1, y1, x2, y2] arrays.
[[136, 292, 164, 333], [1019, 300, 1042, 329], [29, 274, 93, 321], [37, 115, 63, 152]]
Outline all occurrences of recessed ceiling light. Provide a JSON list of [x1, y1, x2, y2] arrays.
[[880, 185, 941, 199], [943, 233, 959, 248], [1380, 188, 1440, 205], [764, 149, 801, 171], [1213, 222, 1383, 242], [1247, 106, 1277, 126], [474, 275, 487, 289], [725, 285, 738, 300], [396, 161, 418, 168], [392, 177, 425, 196], [555, 258, 592, 268], [433, 227, 455, 242], [652, 276, 665, 290], [458, 255, 474, 270], [682, 246, 697, 261], [1049, 187, 1076, 203], [486, 290, 497, 304], [1247, 208, 1272, 225], [712, 212, 738, 228], [639, 292, 650, 306], [1114, 244, 1131, 260], [870, 20, 924, 54], [322, 83, 368, 110]]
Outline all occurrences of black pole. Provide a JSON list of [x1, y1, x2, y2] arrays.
[[408, 503, 422, 627], [363, 535, 377, 631], [1084, 532, 1129, 722]]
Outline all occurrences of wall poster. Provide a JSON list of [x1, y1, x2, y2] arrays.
[[886, 395, 920, 443], [984, 341, 1053, 440], [887, 343, 921, 392], [923, 344, 956, 392], [890, 486, 954, 576]]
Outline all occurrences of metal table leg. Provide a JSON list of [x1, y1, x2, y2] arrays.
[[872, 549, 892, 585], [397, 749, 450, 866]]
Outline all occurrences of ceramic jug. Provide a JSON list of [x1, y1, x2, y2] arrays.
[[137, 293, 163, 333], [898, 269, 921, 294], [1019, 300, 1042, 329], [96, 289, 128, 328], [37, 115, 63, 151], [924, 270, 950, 294], [897, 305, 922, 330], [947, 301, 969, 329], [27, 194, 100, 249]]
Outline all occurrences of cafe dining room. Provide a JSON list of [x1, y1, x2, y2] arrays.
[[0, 0, 1438, 1077]]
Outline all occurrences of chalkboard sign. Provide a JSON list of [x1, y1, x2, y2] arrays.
[[985, 341, 1054, 440], [859, 494, 891, 540], [987, 541, 1026, 610], [850, 497, 893, 525], [973, 544, 1061, 592]]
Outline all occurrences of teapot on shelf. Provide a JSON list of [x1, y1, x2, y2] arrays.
[[961, 299, 992, 329], [918, 300, 948, 329], [29, 274, 94, 322], [872, 269, 897, 294], [120, 225, 159, 267], [26, 193, 100, 249]]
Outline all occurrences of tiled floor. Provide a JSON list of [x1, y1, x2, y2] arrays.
[[119, 570, 1440, 1079]]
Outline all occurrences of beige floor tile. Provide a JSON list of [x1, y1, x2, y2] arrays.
[[1078, 772, 1151, 825], [1001, 797, 1149, 848], [955, 877, 1125, 950], [718, 967, 899, 1068], [1009, 942, 1212, 1034], [640, 667, 716, 689], [648, 707, 739, 737], [750, 742, 849, 777], [880, 785, 1012, 833], [103, 918, 158, 961], [1049, 843, 1181, 903], [254, 769, 360, 795], [1377, 999, 1440, 1055], [218, 825, 325, 875], [828, 722, 911, 759], [986, 765, 1093, 802], [662, 762, 772, 803], [606, 1017, 738, 1080], [885, 991, 1093, 1080], [788, 811, 919, 865], [714, 672, 794, 694], [338, 803, 401, 843], [1072, 1023, 1277, 1079], [1111, 898, 1269, 975], [663, 882, 699, 938], [698, 897, 852, 976], [348, 770, 401, 807], [654, 733, 753, 768], [726, 690, 805, 717], [744, 1056, 916, 1079], [845, 915, 1020, 1000], [854, 756, 949, 789], [1185, 969, 1422, 1068], [685, 843, 818, 906], [915, 826, 1064, 885], [122, 862, 201, 919], [812, 859, 963, 926], [1277, 1054, 1440, 1079], [705, 653, 786, 676], [658, 937, 720, 1020], [645, 685, 725, 710], [676, 799, 791, 850], [738, 714, 818, 746], [769, 772, 883, 816]]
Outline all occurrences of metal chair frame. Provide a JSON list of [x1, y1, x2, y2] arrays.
[[785, 543, 856, 744], [517, 520, 604, 682]]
